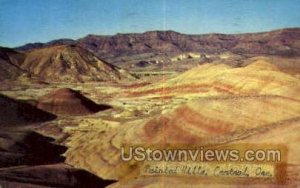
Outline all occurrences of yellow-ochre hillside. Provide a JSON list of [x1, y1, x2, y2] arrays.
[[64, 58, 300, 184], [128, 57, 300, 100]]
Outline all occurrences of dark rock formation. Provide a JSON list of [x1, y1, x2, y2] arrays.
[[0, 94, 57, 126]]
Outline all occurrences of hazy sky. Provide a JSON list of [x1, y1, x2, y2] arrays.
[[1, 0, 300, 47]]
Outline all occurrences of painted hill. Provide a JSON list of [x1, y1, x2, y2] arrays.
[[37, 88, 111, 116], [0, 47, 26, 81], [19, 45, 134, 82], [64, 96, 300, 180], [63, 59, 300, 183], [129, 57, 300, 100]]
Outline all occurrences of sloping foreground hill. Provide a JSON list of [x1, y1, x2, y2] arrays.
[[108, 118, 300, 188], [64, 97, 300, 187], [64, 96, 300, 179], [63, 60, 300, 187], [19, 45, 134, 82]]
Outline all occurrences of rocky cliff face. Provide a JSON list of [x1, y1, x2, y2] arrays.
[[16, 28, 300, 58]]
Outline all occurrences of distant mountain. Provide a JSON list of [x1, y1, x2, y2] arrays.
[[16, 28, 300, 58], [18, 44, 134, 82], [16, 39, 75, 52]]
